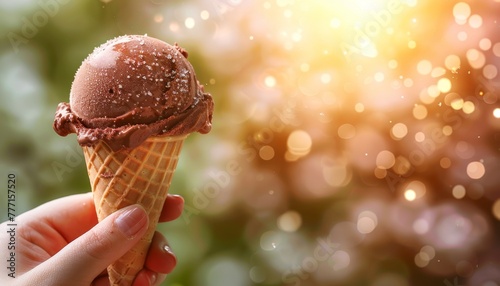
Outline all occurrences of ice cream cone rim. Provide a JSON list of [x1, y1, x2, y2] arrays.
[[146, 134, 189, 143]]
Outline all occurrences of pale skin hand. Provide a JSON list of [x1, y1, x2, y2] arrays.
[[0, 193, 184, 286]]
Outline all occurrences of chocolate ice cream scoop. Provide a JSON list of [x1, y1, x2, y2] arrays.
[[54, 35, 213, 151]]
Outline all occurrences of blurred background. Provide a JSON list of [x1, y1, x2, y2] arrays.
[[1, 0, 500, 285]]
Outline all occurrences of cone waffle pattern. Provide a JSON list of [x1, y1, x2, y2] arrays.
[[82, 135, 186, 286]]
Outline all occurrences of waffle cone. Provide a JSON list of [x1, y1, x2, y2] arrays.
[[82, 135, 187, 286]]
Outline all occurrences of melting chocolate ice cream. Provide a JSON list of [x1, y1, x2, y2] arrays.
[[54, 35, 213, 151]]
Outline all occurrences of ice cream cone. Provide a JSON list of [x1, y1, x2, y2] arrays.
[[53, 35, 213, 284], [82, 134, 187, 286]]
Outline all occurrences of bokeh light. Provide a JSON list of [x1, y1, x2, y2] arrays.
[[452, 185, 466, 199], [277, 210, 302, 232], [356, 209, 379, 235], [493, 200, 500, 220], [404, 189, 417, 201], [467, 161, 486, 179], [391, 123, 408, 140], [287, 130, 312, 158]]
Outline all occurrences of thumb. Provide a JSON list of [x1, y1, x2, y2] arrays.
[[20, 205, 149, 286]]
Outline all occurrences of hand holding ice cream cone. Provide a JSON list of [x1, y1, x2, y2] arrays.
[[53, 35, 213, 286]]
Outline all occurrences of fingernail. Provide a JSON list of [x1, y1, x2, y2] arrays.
[[150, 272, 157, 285], [163, 244, 173, 254], [164, 244, 177, 268], [163, 245, 177, 274], [115, 206, 148, 238], [171, 194, 185, 202]]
